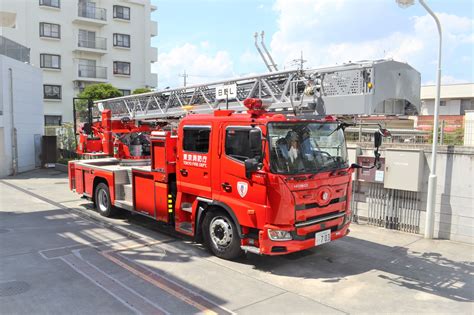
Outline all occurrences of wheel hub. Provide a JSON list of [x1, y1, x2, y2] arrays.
[[210, 217, 232, 247], [98, 189, 108, 211]]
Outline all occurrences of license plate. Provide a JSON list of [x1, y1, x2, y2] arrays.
[[315, 229, 331, 246]]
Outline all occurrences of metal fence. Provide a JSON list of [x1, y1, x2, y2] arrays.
[[351, 182, 421, 234], [346, 125, 464, 146]]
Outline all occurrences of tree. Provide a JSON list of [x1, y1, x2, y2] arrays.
[[132, 87, 152, 95], [75, 83, 122, 121], [78, 83, 122, 100]]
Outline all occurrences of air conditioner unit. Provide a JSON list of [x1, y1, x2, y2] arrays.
[[74, 81, 86, 89]]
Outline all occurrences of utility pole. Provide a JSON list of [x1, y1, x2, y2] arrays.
[[179, 70, 188, 87], [396, 0, 442, 239], [292, 51, 307, 71]]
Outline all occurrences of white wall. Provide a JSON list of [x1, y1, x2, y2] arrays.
[[420, 99, 462, 115], [0, 55, 43, 177], [1, 0, 157, 123]]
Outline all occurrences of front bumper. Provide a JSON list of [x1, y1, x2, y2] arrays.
[[252, 222, 350, 256]]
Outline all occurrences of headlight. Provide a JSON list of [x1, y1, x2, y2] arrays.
[[268, 229, 292, 241]]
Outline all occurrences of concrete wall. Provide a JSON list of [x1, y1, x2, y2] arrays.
[[348, 144, 474, 244], [0, 55, 43, 177]]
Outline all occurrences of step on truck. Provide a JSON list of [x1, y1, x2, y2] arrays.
[[69, 61, 420, 259]]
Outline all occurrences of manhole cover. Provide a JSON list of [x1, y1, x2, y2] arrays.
[[0, 281, 30, 297], [54, 182, 68, 185], [0, 228, 11, 234]]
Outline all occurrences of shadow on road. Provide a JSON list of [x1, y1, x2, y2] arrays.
[[236, 236, 474, 303]]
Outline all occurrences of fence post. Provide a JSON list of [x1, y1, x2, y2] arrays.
[[440, 120, 445, 145], [358, 124, 362, 142]]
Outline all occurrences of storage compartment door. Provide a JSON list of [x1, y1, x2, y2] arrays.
[[133, 172, 155, 217]]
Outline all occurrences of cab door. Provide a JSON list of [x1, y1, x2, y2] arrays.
[[176, 125, 212, 199], [216, 125, 267, 228]]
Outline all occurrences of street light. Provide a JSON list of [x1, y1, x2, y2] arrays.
[[396, 0, 442, 239]]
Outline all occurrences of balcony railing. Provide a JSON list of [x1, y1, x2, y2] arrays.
[[0, 36, 30, 63], [78, 64, 107, 79], [78, 4, 106, 21], [78, 37, 107, 50]]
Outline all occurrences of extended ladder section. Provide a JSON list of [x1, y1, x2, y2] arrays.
[[94, 59, 421, 120]]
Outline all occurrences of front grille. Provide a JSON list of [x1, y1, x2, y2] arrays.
[[295, 211, 345, 228], [295, 196, 346, 210]]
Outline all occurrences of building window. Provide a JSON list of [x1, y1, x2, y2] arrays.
[[43, 84, 61, 99], [113, 5, 130, 20], [183, 127, 211, 153], [39, 0, 60, 8], [44, 115, 62, 126], [440, 100, 447, 107], [40, 22, 60, 39], [40, 54, 61, 69], [119, 89, 131, 96], [113, 33, 130, 48], [113, 61, 131, 75]]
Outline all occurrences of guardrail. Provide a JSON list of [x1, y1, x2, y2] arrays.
[[78, 4, 106, 21], [78, 37, 107, 50]]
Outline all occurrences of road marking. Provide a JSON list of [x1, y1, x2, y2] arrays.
[[1, 180, 232, 314], [101, 244, 233, 315], [62, 253, 168, 315]]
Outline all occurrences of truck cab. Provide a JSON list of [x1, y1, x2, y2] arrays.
[[174, 99, 352, 258]]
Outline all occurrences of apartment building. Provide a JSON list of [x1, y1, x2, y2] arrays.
[[1, 0, 158, 124]]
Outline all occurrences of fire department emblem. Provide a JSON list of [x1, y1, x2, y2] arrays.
[[237, 182, 248, 198]]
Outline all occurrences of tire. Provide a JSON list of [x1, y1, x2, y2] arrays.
[[94, 182, 116, 217], [202, 209, 243, 260]]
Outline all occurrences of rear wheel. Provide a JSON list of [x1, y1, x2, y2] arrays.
[[94, 182, 116, 217], [202, 209, 243, 260]]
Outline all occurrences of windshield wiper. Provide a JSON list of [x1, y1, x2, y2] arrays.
[[327, 122, 354, 136]]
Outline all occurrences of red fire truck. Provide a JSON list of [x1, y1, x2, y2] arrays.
[[69, 61, 418, 259], [69, 98, 388, 259]]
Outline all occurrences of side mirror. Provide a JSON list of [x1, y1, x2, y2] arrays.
[[244, 158, 260, 179], [374, 131, 382, 148], [249, 128, 263, 161]]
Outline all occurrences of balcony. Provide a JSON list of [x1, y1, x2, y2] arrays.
[[0, 36, 30, 63], [76, 64, 107, 82], [150, 20, 157, 37], [74, 37, 107, 54], [149, 47, 157, 62], [73, 4, 107, 26]]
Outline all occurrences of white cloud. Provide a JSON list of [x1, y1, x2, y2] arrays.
[[152, 43, 234, 89], [270, 0, 473, 82]]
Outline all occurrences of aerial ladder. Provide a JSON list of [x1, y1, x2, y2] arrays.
[[92, 59, 420, 122]]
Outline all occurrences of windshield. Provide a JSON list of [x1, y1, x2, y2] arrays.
[[268, 122, 348, 174]]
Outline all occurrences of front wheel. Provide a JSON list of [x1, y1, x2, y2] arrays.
[[94, 182, 116, 217], [202, 210, 243, 260]]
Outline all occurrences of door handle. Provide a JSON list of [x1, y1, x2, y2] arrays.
[[180, 169, 188, 176], [221, 182, 232, 192]]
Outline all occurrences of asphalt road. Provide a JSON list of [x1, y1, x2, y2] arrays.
[[0, 169, 473, 314]]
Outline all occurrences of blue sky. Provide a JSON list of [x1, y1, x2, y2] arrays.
[[150, 0, 473, 89]]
